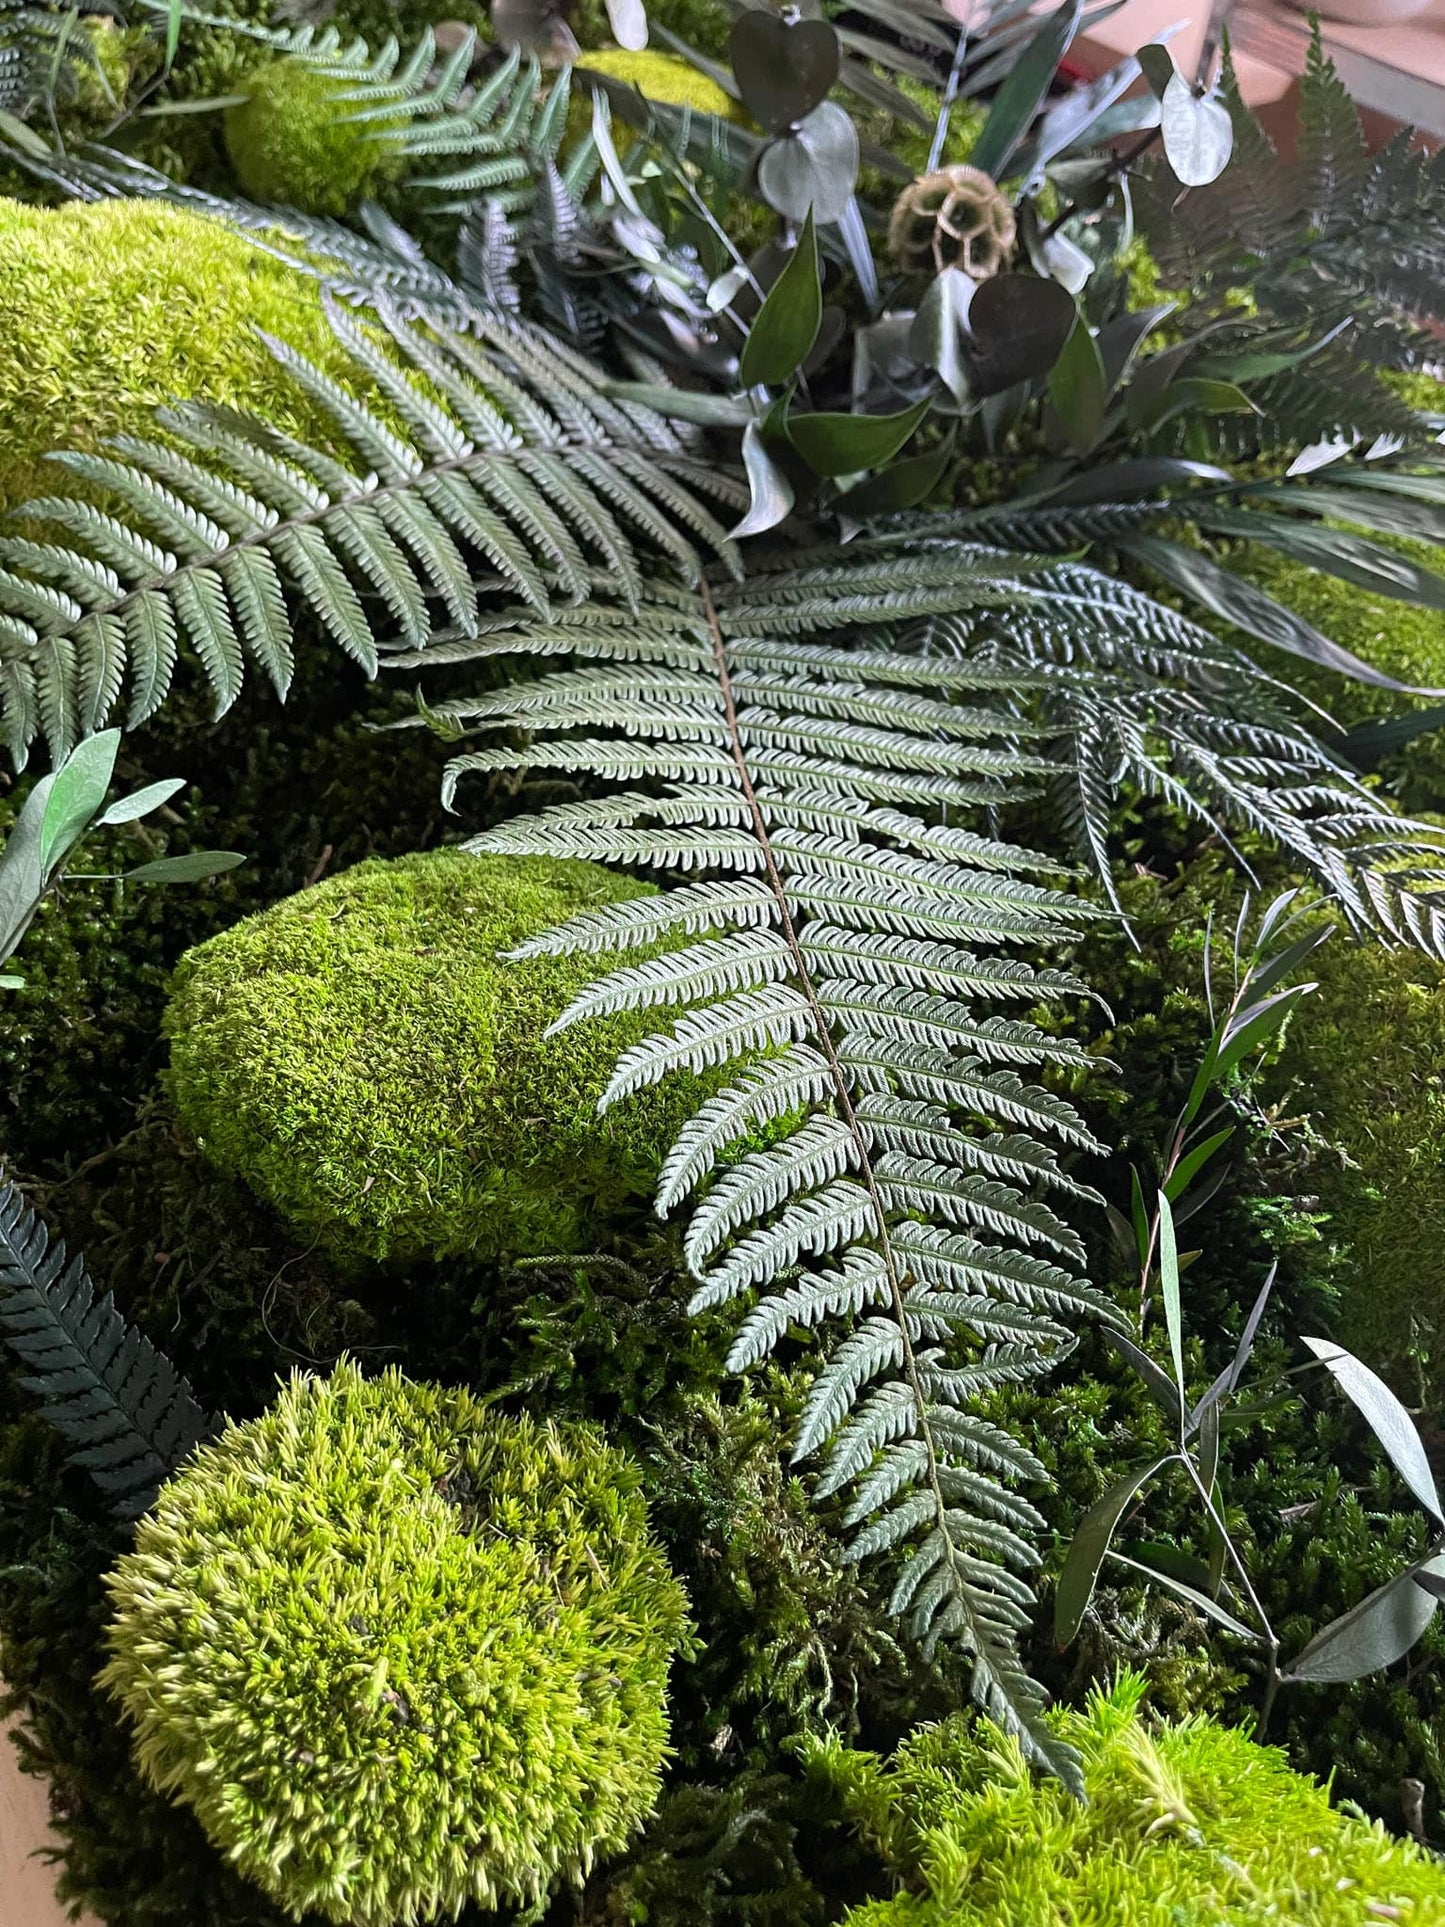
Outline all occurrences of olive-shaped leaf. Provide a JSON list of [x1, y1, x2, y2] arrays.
[[757, 102, 859, 224], [1054, 1456, 1171, 1644], [126, 851, 246, 883], [605, 0, 648, 51], [739, 209, 821, 390], [971, 0, 1082, 182], [1047, 311, 1107, 454], [39, 729, 121, 881], [1303, 1337, 1443, 1525], [730, 10, 839, 133], [1285, 1556, 1445, 1683]]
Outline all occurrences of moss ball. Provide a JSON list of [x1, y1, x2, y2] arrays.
[[101, 1359, 689, 1926], [809, 1675, 1445, 1924], [163, 848, 707, 1265], [0, 198, 345, 509], [224, 58, 406, 215], [574, 46, 748, 122]]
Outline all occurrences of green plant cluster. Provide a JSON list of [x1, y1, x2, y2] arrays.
[[163, 848, 708, 1265], [101, 1358, 690, 1925], [807, 1674, 1445, 1924], [224, 58, 407, 215]]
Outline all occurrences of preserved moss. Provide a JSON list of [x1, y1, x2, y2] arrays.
[[224, 58, 406, 215]]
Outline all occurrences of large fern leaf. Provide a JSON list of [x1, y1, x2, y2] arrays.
[[0, 296, 743, 765], [0, 1177, 214, 1517], [434, 561, 1127, 1788]]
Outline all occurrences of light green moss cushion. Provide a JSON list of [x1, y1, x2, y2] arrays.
[[808, 1675, 1445, 1924], [102, 1359, 689, 1925], [224, 58, 405, 216], [163, 847, 705, 1264], [0, 198, 344, 509]]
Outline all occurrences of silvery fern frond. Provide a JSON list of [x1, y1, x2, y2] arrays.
[[442, 561, 1125, 1790], [0, 297, 743, 765]]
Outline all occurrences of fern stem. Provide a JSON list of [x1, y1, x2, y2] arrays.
[[697, 578, 970, 1621]]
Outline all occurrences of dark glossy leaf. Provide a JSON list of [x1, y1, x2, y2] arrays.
[[967, 274, 1077, 396], [1257, 482, 1445, 547], [757, 102, 859, 224], [971, 0, 1082, 182], [839, 441, 953, 517], [1161, 74, 1233, 186], [1137, 41, 1175, 98], [1196, 1395, 1220, 1494], [1130, 377, 1257, 436], [1304, 1337, 1443, 1524], [1107, 1328, 1184, 1428], [730, 10, 840, 134], [730, 421, 796, 540], [1285, 1556, 1445, 1683], [1341, 704, 1445, 769], [1116, 532, 1440, 695], [125, 851, 246, 883], [740, 209, 822, 389], [1048, 313, 1108, 454], [1096, 303, 1178, 394], [1129, 1540, 1214, 1594], [1045, 459, 1228, 507], [787, 398, 929, 478], [1054, 1456, 1171, 1644]]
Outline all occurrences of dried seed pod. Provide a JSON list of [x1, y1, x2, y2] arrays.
[[888, 164, 1016, 280]]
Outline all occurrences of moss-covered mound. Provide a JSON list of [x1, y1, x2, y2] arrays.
[[224, 58, 405, 215], [163, 848, 707, 1264], [575, 45, 748, 121], [0, 198, 342, 509], [1268, 930, 1445, 1401], [808, 1675, 1445, 1924], [101, 1359, 689, 1925]]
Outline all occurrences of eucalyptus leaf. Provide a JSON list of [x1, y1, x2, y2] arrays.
[[99, 779, 187, 827], [966, 274, 1077, 396], [757, 103, 859, 225], [1157, 1190, 1186, 1408], [125, 851, 246, 884], [740, 210, 822, 390], [730, 10, 839, 134], [1161, 73, 1233, 187]]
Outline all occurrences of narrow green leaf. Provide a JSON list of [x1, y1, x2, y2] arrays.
[[125, 851, 246, 883], [1054, 1456, 1171, 1644], [971, 0, 1082, 181], [1164, 1126, 1233, 1204], [1157, 1190, 1186, 1408], [1048, 313, 1108, 454], [740, 209, 823, 390], [1285, 1557, 1445, 1683], [38, 730, 120, 881], [1108, 1552, 1260, 1639], [98, 778, 186, 827], [1303, 1338, 1443, 1524]]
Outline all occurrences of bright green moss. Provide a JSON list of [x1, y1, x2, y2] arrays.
[[0, 199, 347, 509], [1268, 931, 1445, 1402], [576, 45, 749, 120], [224, 58, 406, 215], [806, 1675, 1445, 1924], [163, 848, 709, 1265], [101, 1359, 689, 1926]]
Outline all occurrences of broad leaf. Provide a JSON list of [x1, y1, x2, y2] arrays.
[[1161, 74, 1233, 187], [740, 211, 822, 390], [38, 730, 121, 881], [1303, 1337, 1443, 1524], [787, 400, 930, 478], [1048, 313, 1108, 454], [1286, 1556, 1445, 1683]]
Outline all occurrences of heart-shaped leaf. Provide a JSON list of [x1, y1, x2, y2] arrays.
[[966, 273, 1076, 395], [757, 101, 859, 224], [1137, 41, 1176, 100], [787, 398, 929, 478], [729, 10, 839, 133], [739, 208, 822, 389], [1161, 72, 1233, 187]]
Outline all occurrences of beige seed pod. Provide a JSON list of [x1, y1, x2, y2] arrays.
[[888, 164, 1017, 280]]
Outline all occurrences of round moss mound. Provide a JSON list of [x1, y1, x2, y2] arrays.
[[163, 848, 707, 1264], [224, 58, 405, 215], [0, 198, 345, 509], [808, 1675, 1445, 1924], [101, 1359, 689, 1925]]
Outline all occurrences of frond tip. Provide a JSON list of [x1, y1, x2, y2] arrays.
[[0, 1175, 215, 1516]]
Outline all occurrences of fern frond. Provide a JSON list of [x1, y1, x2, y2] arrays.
[[453, 567, 1112, 1788], [0, 1177, 214, 1517], [0, 295, 743, 764]]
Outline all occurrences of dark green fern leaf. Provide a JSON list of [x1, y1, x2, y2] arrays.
[[0, 1177, 215, 1517]]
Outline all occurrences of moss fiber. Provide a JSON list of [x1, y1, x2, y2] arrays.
[[164, 848, 706, 1265], [224, 59, 405, 216], [811, 1674, 1445, 1924], [0, 198, 344, 509], [101, 1359, 689, 1925], [575, 46, 748, 121]]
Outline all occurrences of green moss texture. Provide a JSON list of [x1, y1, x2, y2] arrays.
[[164, 848, 707, 1265], [575, 45, 749, 121], [0, 198, 345, 509], [224, 59, 405, 215], [101, 1359, 689, 1925], [809, 1675, 1445, 1924]]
